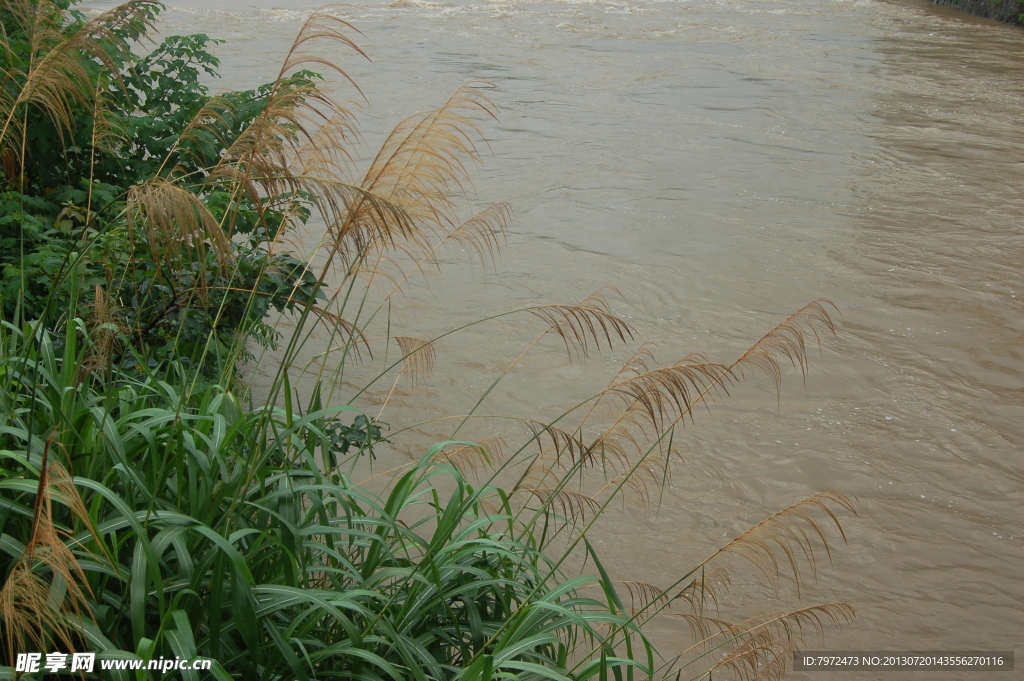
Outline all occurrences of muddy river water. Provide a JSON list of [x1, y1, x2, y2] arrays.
[[91, 0, 1022, 675]]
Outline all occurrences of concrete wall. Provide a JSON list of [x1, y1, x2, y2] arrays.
[[931, 0, 1024, 26]]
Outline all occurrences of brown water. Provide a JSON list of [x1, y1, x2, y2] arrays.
[[92, 0, 1023, 675]]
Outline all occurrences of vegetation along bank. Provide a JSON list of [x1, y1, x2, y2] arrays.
[[932, 0, 1024, 26]]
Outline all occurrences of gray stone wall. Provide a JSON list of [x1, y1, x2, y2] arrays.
[[932, 0, 1024, 26]]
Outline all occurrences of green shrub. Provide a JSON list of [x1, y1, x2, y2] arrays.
[[0, 0, 324, 373]]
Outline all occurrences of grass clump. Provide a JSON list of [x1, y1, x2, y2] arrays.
[[0, 1, 855, 679]]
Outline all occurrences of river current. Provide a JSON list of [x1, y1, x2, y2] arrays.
[[88, 0, 1023, 675]]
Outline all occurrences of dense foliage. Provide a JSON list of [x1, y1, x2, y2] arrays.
[[1, 320, 651, 680], [0, 0, 321, 373], [932, 0, 1024, 26], [0, 1, 855, 680]]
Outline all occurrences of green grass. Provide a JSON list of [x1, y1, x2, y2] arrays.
[[0, 319, 650, 680]]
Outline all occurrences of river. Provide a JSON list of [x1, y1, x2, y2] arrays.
[[89, 0, 1023, 676]]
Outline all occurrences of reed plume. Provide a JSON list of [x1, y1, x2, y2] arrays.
[[0, 0, 159, 158], [0, 436, 94, 661]]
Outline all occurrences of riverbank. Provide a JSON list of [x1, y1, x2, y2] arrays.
[[932, 0, 1024, 26]]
